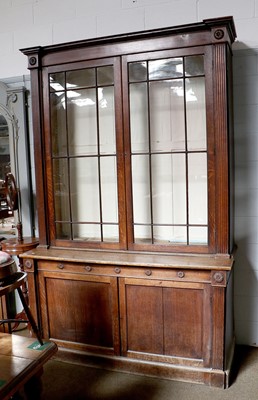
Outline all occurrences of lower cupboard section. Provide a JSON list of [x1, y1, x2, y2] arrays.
[[26, 265, 234, 388], [119, 278, 211, 366]]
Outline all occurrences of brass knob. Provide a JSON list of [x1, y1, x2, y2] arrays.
[[177, 271, 185, 278], [58, 263, 64, 269], [114, 267, 121, 274], [145, 270, 152, 276], [85, 265, 92, 272]]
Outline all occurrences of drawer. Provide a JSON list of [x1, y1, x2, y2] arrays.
[[37, 260, 211, 283]]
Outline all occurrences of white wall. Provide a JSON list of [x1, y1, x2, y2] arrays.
[[0, 0, 257, 346]]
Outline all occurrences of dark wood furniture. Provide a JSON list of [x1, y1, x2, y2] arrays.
[[1, 236, 39, 297], [20, 17, 236, 388], [0, 332, 57, 400], [1, 237, 39, 332]]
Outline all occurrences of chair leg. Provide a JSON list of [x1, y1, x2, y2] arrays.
[[17, 287, 43, 346]]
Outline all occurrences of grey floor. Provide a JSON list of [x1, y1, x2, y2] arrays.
[[16, 345, 258, 400]]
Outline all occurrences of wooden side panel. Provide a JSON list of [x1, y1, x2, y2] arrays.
[[213, 43, 230, 254]]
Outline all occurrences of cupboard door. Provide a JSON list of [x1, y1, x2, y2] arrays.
[[44, 58, 126, 250], [38, 270, 120, 355], [119, 277, 211, 366], [122, 47, 216, 254]]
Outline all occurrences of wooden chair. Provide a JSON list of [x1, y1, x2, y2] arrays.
[[0, 252, 43, 345]]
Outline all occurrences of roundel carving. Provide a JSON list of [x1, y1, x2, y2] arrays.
[[29, 56, 37, 66], [213, 272, 224, 283], [24, 260, 32, 269], [214, 29, 224, 40]]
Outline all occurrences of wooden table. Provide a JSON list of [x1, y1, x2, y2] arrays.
[[0, 332, 57, 399]]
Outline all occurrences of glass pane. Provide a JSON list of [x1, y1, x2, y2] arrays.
[[129, 62, 147, 82], [100, 156, 118, 223], [130, 83, 149, 153], [153, 226, 171, 244], [99, 87, 116, 154], [66, 68, 95, 89], [73, 223, 101, 241], [70, 157, 100, 223], [169, 226, 187, 244], [149, 58, 183, 80], [103, 225, 119, 242], [49, 72, 65, 92], [134, 225, 152, 244], [153, 225, 187, 244], [132, 155, 151, 224], [52, 158, 70, 222], [189, 226, 207, 244], [97, 66, 114, 85], [152, 154, 186, 225], [0, 115, 10, 180], [55, 223, 71, 240], [185, 55, 204, 76], [188, 152, 207, 225], [67, 88, 97, 155], [149, 80, 185, 152], [50, 92, 67, 157], [186, 77, 207, 151]]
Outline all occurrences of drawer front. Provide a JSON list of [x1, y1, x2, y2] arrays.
[[36, 260, 211, 283]]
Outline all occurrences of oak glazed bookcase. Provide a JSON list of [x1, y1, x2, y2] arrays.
[[20, 16, 236, 388]]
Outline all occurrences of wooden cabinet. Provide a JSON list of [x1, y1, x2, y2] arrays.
[[20, 16, 236, 387]]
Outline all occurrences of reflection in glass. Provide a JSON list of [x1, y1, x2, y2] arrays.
[[188, 152, 207, 226], [73, 224, 101, 241], [50, 72, 65, 92], [153, 226, 187, 245], [189, 227, 207, 244], [50, 92, 67, 157], [103, 225, 119, 242], [66, 68, 95, 89], [0, 114, 10, 180], [132, 154, 151, 225], [134, 224, 152, 244], [67, 88, 97, 156], [186, 77, 206, 151], [168, 226, 187, 244], [70, 157, 100, 223], [53, 158, 70, 223], [149, 80, 185, 152], [97, 66, 114, 86], [100, 156, 118, 223], [129, 62, 147, 82], [99, 87, 116, 154], [185, 55, 204, 77], [55, 223, 71, 240], [152, 154, 186, 225], [149, 58, 183, 80], [130, 83, 149, 153]]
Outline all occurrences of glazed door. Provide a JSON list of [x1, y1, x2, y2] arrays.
[[43, 57, 126, 250]]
